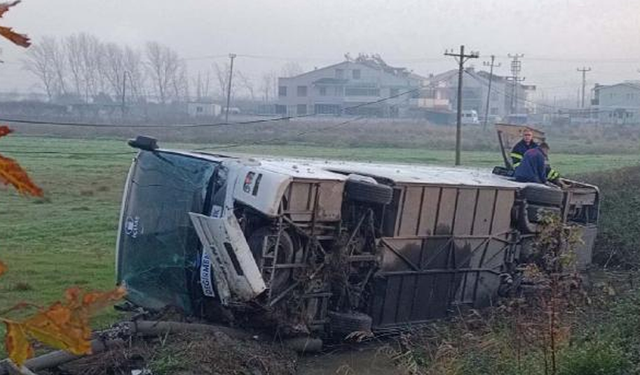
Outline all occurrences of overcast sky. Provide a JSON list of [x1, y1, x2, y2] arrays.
[[1, 0, 639, 100]]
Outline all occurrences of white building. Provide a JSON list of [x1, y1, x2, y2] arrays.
[[276, 55, 426, 118], [592, 82, 640, 124], [187, 101, 222, 118]]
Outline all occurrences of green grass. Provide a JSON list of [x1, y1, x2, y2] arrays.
[[0, 135, 638, 358]]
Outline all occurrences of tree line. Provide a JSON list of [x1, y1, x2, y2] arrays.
[[22, 33, 305, 105]]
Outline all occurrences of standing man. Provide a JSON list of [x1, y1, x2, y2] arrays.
[[510, 128, 538, 169], [514, 142, 550, 184]]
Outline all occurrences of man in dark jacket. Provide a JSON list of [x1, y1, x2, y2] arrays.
[[514, 142, 550, 184], [510, 128, 537, 168], [511, 129, 560, 183]]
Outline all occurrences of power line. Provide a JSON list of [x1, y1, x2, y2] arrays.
[[197, 116, 367, 152], [0, 86, 422, 130], [465, 69, 637, 115]]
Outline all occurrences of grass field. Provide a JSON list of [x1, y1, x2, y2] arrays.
[[0, 135, 638, 357]]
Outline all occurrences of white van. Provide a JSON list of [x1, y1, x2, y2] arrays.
[[461, 110, 480, 125]]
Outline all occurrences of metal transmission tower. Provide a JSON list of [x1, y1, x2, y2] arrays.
[[482, 55, 501, 129], [577, 67, 592, 108], [507, 54, 525, 114], [225, 53, 237, 123], [444, 45, 479, 165]]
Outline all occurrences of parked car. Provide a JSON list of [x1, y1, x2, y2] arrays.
[[116, 135, 599, 338]]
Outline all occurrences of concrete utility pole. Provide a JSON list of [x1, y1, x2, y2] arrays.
[[225, 53, 237, 123], [507, 54, 525, 114], [445, 45, 479, 166], [121, 71, 132, 118], [577, 67, 592, 108], [482, 55, 501, 129]]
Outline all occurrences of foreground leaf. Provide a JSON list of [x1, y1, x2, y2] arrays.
[[0, 153, 43, 197], [1, 286, 126, 366], [0, 1, 30, 47], [0, 1, 20, 17], [4, 322, 33, 367], [0, 25, 29, 47], [0, 259, 6, 278], [0, 125, 11, 138]]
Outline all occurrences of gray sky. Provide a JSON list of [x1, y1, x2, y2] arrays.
[[1, 0, 639, 99]]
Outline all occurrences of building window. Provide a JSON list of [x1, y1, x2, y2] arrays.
[[196, 106, 203, 113], [297, 86, 308, 97], [491, 93, 499, 101], [315, 104, 341, 115], [335, 87, 343, 96], [345, 87, 380, 96], [319, 87, 327, 96], [278, 86, 287, 97], [352, 69, 361, 79], [490, 107, 499, 115], [275, 105, 287, 114], [297, 104, 307, 115], [335, 69, 344, 79]]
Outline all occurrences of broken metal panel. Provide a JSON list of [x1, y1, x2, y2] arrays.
[[189, 213, 266, 303], [230, 163, 292, 217], [435, 188, 458, 234], [473, 189, 498, 235], [492, 190, 516, 233], [285, 180, 344, 222], [316, 181, 344, 221], [398, 186, 423, 236], [453, 189, 478, 235], [371, 184, 517, 329], [575, 224, 597, 270], [417, 187, 441, 236]]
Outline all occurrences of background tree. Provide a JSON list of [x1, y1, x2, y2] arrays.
[[145, 41, 182, 104], [22, 37, 58, 100], [280, 61, 304, 78], [260, 70, 278, 102]]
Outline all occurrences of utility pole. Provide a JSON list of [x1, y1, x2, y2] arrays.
[[225, 53, 237, 123], [577, 67, 592, 108], [482, 55, 501, 129], [445, 45, 479, 166], [121, 71, 131, 118], [507, 54, 525, 114]]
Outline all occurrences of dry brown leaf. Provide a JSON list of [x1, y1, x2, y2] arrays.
[[0, 259, 6, 278], [0, 1, 21, 18], [4, 321, 33, 367], [1, 286, 126, 366], [0, 125, 12, 138], [0, 1, 30, 47], [0, 25, 29, 47], [0, 153, 43, 197], [0, 126, 43, 196]]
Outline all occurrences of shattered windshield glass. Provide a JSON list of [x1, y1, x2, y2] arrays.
[[117, 151, 217, 313]]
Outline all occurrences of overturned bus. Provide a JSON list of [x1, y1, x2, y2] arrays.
[[116, 133, 599, 336]]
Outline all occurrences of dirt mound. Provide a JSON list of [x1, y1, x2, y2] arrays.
[[53, 331, 297, 375], [580, 165, 640, 268]]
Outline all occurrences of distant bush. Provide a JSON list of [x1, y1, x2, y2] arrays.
[[580, 166, 640, 269]]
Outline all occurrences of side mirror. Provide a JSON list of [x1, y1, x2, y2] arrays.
[[128, 135, 158, 151]]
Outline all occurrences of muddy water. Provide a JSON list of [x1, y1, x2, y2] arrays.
[[297, 344, 398, 374]]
